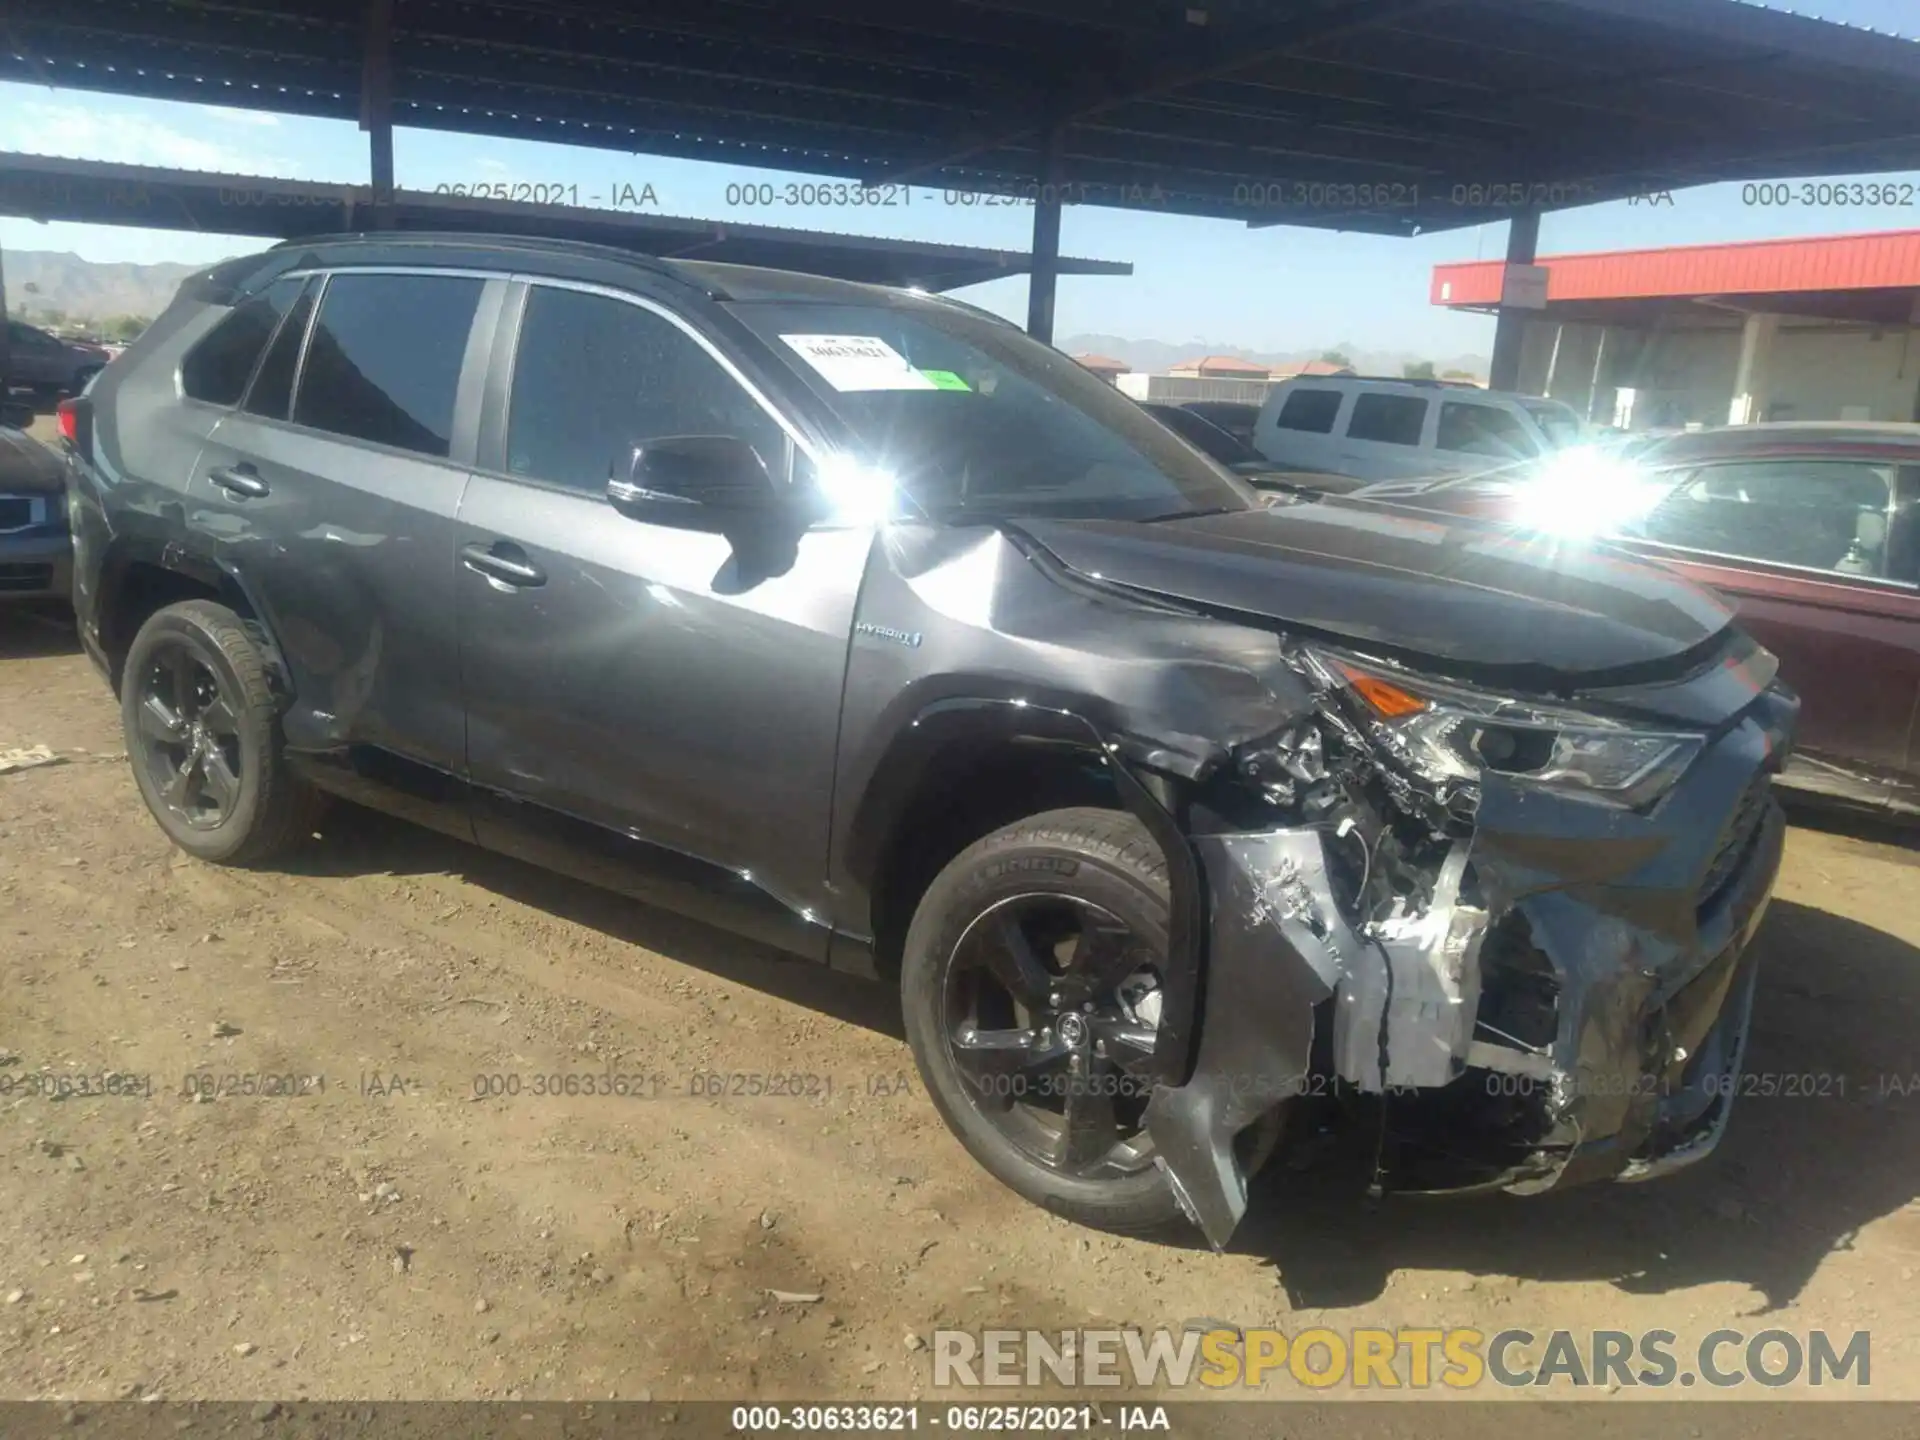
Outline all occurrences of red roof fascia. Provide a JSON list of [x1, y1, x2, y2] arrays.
[[1432, 227, 1920, 307]]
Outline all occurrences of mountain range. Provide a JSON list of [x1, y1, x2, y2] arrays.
[[1061, 333, 1489, 380], [4, 250, 204, 325]]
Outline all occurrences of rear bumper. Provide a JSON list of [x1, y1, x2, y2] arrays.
[[0, 528, 72, 601]]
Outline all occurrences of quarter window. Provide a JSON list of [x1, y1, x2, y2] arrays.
[[292, 273, 483, 458], [504, 285, 789, 494], [1275, 388, 1342, 434], [1345, 392, 1428, 447], [241, 277, 318, 421], [181, 276, 305, 406], [1628, 459, 1898, 578]]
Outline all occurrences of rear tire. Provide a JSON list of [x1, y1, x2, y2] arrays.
[[120, 600, 321, 866]]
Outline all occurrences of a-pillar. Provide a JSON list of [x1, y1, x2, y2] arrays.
[[1025, 125, 1066, 345], [1727, 312, 1781, 425], [1488, 210, 1540, 393]]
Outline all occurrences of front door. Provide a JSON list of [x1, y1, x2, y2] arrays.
[[456, 279, 867, 957]]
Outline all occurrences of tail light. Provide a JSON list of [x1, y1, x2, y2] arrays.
[[56, 396, 93, 462]]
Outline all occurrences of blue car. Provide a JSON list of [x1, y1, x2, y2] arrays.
[[0, 400, 72, 606]]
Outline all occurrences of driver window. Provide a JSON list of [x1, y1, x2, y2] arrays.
[[1436, 401, 1539, 460], [1632, 459, 1896, 578], [505, 285, 790, 494]]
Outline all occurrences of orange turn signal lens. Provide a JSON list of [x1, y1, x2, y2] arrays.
[[1337, 664, 1430, 719]]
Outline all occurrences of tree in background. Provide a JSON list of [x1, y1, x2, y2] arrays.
[[1403, 359, 1438, 380], [1318, 349, 1353, 368], [103, 314, 151, 342]]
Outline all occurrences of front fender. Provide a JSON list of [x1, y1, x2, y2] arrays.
[[838, 687, 1212, 1089]]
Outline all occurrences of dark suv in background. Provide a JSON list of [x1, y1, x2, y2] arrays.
[[64, 234, 1795, 1248]]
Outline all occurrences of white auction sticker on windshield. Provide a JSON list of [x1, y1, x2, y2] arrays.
[[780, 334, 938, 391]]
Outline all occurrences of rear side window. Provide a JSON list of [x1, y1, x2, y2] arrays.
[[293, 273, 483, 458], [1346, 392, 1428, 447], [1436, 401, 1539, 460], [241, 277, 318, 421], [1275, 388, 1342, 434], [180, 276, 305, 406]]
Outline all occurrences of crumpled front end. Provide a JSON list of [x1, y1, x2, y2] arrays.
[[1143, 642, 1797, 1250]]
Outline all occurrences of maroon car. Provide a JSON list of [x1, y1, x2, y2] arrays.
[[1356, 422, 1920, 818]]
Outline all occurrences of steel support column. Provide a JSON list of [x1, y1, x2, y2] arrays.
[[361, 0, 395, 229], [1026, 126, 1066, 345], [1488, 210, 1540, 393], [1728, 312, 1781, 425]]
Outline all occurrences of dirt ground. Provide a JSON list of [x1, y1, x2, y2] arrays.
[[2, 601, 1919, 1410]]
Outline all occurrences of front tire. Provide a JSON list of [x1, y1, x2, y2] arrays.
[[901, 807, 1191, 1235], [120, 599, 320, 866]]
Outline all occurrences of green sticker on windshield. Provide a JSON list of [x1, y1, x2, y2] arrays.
[[919, 368, 971, 391]]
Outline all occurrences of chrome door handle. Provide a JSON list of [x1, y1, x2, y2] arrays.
[[461, 541, 546, 587], [209, 464, 268, 498]]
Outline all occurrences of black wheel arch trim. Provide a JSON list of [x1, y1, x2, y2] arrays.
[[94, 534, 293, 702], [838, 682, 1215, 1088]]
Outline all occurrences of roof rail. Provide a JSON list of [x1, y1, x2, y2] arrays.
[[1340, 374, 1485, 389], [267, 231, 696, 284]]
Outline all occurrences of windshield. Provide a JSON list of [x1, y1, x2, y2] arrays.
[[1521, 399, 1587, 449], [727, 299, 1256, 523]]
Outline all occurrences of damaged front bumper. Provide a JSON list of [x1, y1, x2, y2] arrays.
[[1144, 694, 1791, 1251]]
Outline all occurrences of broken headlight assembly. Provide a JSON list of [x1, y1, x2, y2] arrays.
[[1291, 649, 1706, 812]]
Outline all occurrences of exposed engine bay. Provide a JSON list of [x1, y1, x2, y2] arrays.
[[1142, 636, 1791, 1248]]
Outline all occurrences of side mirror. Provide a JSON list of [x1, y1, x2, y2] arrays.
[[607, 435, 782, 531]]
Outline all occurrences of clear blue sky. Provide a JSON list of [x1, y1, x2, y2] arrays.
[[2, 0, 1917, 358]]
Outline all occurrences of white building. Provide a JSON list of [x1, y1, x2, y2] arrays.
[[1431, 228, 1920, 429]]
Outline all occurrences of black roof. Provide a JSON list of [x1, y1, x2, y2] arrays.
[[8, 2, 1920, 236], [0, 152, 1129, 291]]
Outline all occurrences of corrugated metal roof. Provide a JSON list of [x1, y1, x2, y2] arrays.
[[8, 0, 1920, 237], [1432, 227, 1920, 305]]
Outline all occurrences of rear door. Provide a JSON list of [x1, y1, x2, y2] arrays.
[[183, 266, 504, 835], [1337, 390, 1433, 480], [1620, 454, 1920, 790]]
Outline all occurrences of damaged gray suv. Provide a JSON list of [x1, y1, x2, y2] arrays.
[[65, 235, 1796, 1248]]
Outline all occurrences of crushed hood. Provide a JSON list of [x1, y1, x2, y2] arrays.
[[1013, 498, 1735, 681]]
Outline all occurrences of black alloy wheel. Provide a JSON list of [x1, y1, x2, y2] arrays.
[[941, 891, 1164, 1180], [133, 639, 245, 830]]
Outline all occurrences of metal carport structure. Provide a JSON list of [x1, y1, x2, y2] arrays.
[[8, 0, 1920, 371], [0, 152, 1131, 292]]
